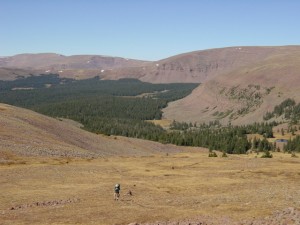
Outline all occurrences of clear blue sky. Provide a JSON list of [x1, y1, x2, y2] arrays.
[[1, 0, 299, 60]]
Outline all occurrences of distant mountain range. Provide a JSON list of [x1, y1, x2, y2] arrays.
[[1, 45, 300, 125]]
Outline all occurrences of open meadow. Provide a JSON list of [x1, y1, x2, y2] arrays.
[[1, 151, 300, 225]]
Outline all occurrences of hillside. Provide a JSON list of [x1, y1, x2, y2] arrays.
[[0, 53, 149, 69], [0, 67, 44, 81], [0, 53, 149, 80], [163, 46, 300, 125], [2, 46, 299, 83], [0, 103, 184, 158], [136, 46, 287, 83]]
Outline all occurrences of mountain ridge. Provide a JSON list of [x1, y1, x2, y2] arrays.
[[2, 45, 300, 83]]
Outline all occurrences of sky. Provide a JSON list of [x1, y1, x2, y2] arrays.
[[1, 0, 300, 60]]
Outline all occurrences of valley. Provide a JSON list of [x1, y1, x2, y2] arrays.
[[1, 46, 300, 224], [3, 46, 300, 127]]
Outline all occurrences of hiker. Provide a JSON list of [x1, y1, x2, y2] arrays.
[[114, 184, 121, 201]]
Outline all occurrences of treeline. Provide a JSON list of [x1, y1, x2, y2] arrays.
[[0, 75, 199, 108], [170, 120, 275, 138], [162, 127, 252, 154], [251, 137, 274, 152], [284, 136, 300, 152], [33, 96, 167, 138], [0, 74, 71, 91], [34, 96, 166, 120], [166, 123, 278, 154], [264, 98, 300, 124], [170, 120, 196, 130]]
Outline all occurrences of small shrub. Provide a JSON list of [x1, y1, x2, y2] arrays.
[[291, 152, 298, 158], [261, 151, 273, 158], [221, 152, 228, 157], [208, 151, 218, 157]]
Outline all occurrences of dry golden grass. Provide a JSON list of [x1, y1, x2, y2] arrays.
[[146, 119, 173, 129], [1, 151, 300, 225]]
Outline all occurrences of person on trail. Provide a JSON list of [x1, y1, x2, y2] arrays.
[[114, 184, 121, 201]]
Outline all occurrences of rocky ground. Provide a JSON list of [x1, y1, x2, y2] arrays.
[[128, 207, 300, 225], [9, 198, 80, 211]]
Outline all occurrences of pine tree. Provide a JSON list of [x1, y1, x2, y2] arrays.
[[281, 128, 285, 136], [261, 150, 273, 158]]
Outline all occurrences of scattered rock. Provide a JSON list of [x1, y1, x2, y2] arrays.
[[9, 198, 80, 210]]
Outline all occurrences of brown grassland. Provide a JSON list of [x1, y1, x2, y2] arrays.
[[1, 151, 300, 225]]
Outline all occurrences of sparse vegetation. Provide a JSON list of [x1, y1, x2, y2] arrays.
[[212, 110, 233, 119], [291, 152, 298, 158], [221, 84, 273, 120], [221, 151, 228, 157], [208, 151, 218, 157], [261, 150, 273, 158], [263, 98, 300, 124], [0, 74, 72, 91], [284, 135, 300, 152]]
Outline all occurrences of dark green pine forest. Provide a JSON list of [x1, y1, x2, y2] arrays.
[[1, 74, 300, 154]]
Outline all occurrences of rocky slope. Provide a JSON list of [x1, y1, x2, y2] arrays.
[[0, 103, 184, 158], [163, 46, 300, 125], [137, 46, 286, 83], [0, 67, 44, 80]]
